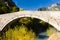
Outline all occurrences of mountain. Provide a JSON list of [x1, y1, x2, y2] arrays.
[[0, 0, 19, 14], [38, 3, 60, 11], [47, 3, 60, 11]]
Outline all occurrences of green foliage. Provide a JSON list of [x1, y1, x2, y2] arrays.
[[1, 6, 8, 13], [0, 25, 36, 40], [11, 6, 19, 12], [19, 17, 31, 24], [38, 7, 47, 11], [19, 8, 24, 11], [0, 0, 19, 14], [46, 25, 57, 36]]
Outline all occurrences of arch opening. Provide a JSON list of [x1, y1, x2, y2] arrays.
[[0, 17, 59, 40]]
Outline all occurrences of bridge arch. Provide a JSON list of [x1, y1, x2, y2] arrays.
[[1, 16, 53, 36], [3, 14, 48, 29], [0, 11, 60, 31]]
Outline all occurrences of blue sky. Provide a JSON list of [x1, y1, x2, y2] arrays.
[[13, 0, 60, 10]]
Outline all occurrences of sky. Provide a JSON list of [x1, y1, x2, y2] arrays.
[[13, 0, 60, 10]]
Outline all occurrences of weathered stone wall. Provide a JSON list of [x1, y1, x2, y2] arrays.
[[0, 11, 60, 31]]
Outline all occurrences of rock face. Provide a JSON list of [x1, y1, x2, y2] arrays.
[[47, 4, 60, 11], [38, 3, 60, 11], [0, 0, 19, 14]]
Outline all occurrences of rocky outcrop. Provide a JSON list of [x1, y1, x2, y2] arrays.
[[38, 3, 60, 11]]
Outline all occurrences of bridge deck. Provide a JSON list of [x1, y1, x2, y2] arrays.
[[0, 11, 60, 31]]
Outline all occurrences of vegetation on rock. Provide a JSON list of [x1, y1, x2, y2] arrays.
[[0, 0, 19, 14]]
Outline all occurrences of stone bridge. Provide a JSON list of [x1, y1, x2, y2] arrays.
[[0, 11, 60, 31]]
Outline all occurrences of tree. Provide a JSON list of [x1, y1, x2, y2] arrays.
[[19, 8, 24, 11], [38, 7, 47, 11], [0, 0, 19, 14]]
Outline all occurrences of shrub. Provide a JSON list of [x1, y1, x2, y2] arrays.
[[0, 25, 37, 40]]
